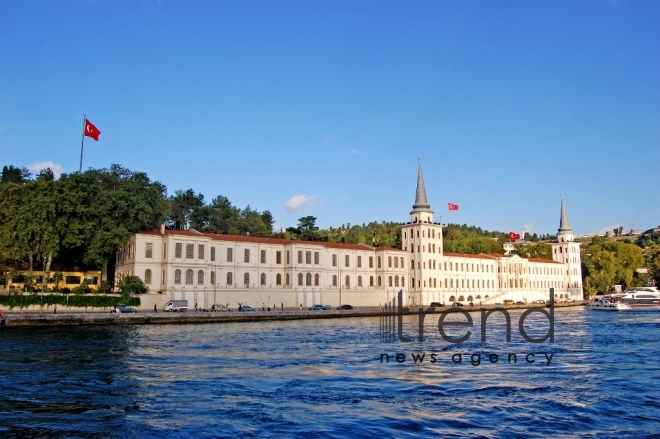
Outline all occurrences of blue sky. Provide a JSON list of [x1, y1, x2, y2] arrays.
[[1, 1, 658, 237]]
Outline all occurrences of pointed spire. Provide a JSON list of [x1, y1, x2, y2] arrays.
[[411, 156, 432, 214], [558, 195, 572, 233]]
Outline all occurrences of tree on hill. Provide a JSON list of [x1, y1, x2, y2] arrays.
[[582, 237, 645, 295]]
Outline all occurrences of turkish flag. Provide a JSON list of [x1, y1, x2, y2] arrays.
[[84, 119, 101, 141], [509, 232, 521, 240], [448, 203, 459, 211]]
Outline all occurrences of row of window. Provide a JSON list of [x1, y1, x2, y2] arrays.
[[403, 228, 441, 240], [145, 266, 570, 292], [153, 241, 407, 270], [148, 268, 405, 289]]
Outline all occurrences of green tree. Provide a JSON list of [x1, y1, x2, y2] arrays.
[[297, 216, 320, 241], [0, 165, 31, 184], [167, 189, 204, 230], [582, 238, 645, 296]]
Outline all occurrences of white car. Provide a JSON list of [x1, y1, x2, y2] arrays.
[[533, 299, 546, 304]]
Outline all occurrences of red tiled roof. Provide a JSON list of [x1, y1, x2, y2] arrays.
[[138, 229, 404, 252]]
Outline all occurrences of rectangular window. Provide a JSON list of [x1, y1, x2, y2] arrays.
[[388, 256, 392, 268], [198, 244, 204, 260], [65, 275, 81, 285], [332, 254, 337, 267], [369, 256, 373, 268], [394, 257, 398, 268], [210, 247, 216, 262], [145, 242, 153, 258], [175, 243, 182, 258], [345, 255, 349, 267], [276, 251, 282, 264], [297, 251, 303, 264], [357, 256, 362, 268], [286, 251, 290, 264], [186, 243, 194, 259], [314, 252, 319, 265], [305, 251, 311, 264], [261, 249, 266, 264], [162, 243, 167, 259], [377, 257, 382, 268], [227, 248, 233, 263], [244, 249, 250, 263], [401, 257, 404, 268]]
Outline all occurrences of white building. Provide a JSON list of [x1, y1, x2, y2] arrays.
[[116, 161, 583, 309]]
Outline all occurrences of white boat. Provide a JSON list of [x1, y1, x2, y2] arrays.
[[616, 287, 660, 308], [589, 298, 631, 311]]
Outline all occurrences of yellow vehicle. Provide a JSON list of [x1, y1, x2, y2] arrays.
[[503, 299, 516, 305]]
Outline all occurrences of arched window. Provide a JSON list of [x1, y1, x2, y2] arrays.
[[186, 269, 193, 285], [306, 273, 312, 286], [332, 275, 337, 286], [298, 273, 303, 286], [389, 276, 393, 287], [378, 276, 382, 287], [227, 272, 233, 285], [285, 273, 290, 285], [276, 273, 282, 286], [314, 274, 319, 286], [145, 269, 152, 284], [394, 276, 399, 287], [358, 276, 362, 287], [210, 271, 215, 285], [197, 270, 204, 285], [260, 273, 266, 286], [458, 295, 465, 301], [401, 276, 405, 287], [370, 276, 374, 287], [244, 273, 250, 287], [174, 269, 181, 284], [345, 275, 350, 287]]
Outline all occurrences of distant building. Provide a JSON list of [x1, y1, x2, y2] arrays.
[[116, 160, 583, 309]]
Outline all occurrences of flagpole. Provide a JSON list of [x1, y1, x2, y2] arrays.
[[79, 114, 86, 173]]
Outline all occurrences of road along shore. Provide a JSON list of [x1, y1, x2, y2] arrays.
[[0, 302, 584, 328]]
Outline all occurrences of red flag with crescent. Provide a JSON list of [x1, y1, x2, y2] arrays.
[[84, 119, 101, 141], [509, 232, 521, 240], [448, 203, 459, 211]]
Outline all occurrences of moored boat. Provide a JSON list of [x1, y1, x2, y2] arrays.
[[616, 287, 660, 308], [589, 298, 631, 311]]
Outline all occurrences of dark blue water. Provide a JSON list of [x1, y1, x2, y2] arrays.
[[0, 307, 658, 438]]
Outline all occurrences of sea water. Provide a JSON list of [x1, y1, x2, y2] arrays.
[[0, 307, 658, 438]]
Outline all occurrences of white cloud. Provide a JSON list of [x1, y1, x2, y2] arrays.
[[27, 161, 64, 179], [522, 224, 534, 234], [285, 194, 319, 212]]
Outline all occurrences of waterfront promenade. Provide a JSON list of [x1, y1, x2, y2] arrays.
[[0, 302, 584, 328]]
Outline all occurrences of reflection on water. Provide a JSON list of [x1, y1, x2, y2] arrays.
[[0, 308, 658, 438]]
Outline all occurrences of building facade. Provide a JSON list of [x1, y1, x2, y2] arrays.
[[116, 161, 583, 309]]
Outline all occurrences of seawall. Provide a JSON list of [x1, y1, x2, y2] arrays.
[[0, 302, 584, 328]]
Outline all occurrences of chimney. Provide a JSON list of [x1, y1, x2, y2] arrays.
[[160, 224, 165, 235]]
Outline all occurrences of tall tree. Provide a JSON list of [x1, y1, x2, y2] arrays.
[[167, 189, 204, 230], [297, 216, 320, 241], [0, 165, 31, 184]]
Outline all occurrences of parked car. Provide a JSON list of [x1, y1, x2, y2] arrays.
[[322, 304, 332, 310], [503, 300, 516, 305], [515, 301, 526, 305], [308, 304, 324, 310], [533, 299, 546, 304], [110, 304, 137, 313], [238, 304, 257, 312], [452, 302, 464, 307], [338, 304, 353, 310], [211, 304, 227, 312], [430, 302, 444, 308]]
